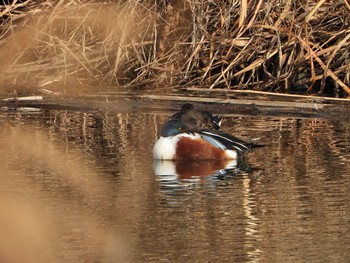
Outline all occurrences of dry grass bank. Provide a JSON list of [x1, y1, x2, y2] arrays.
[[0, 0, 349, 97]]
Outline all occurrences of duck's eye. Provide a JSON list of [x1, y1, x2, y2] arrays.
[[177, 127, 182, 131]]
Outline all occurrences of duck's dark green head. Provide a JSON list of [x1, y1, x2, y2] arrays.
[[160, 119, 188, 137]]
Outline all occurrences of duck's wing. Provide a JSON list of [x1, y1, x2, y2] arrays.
[[200, 133, 226, 151], [200, 130, 250, 153], [197, 110, 222, 130], [212, 115, 223, 130]]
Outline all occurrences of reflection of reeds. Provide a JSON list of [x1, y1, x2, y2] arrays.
[[0, 125, 132, 262], [0, 111, 161, 262], [2, 105, 350, 262], [1, 1, 349, 96]]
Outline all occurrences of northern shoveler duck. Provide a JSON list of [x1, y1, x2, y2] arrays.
[[153, 119, 250, 161], [170, 103, 222, 130]]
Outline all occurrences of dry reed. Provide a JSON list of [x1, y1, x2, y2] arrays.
[[0, 0, 349, 97]]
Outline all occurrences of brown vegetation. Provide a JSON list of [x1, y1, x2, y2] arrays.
[[0, 0, 349, 97]]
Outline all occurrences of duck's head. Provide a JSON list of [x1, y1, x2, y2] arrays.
[[160, 119, 189, 137]]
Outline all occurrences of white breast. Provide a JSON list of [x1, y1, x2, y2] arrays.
[[153, 134, 201, 160]]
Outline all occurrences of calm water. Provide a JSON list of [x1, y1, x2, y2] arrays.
[[1, 99, 350, 263]]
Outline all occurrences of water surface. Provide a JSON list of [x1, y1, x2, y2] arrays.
[[0, 100, 350, 262]]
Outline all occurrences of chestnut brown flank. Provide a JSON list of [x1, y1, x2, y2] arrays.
[[174, 137, 226, 160]]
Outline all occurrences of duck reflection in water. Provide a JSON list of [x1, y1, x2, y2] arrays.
[[154, 159, 238, 180], [153, 104, 256, 180]]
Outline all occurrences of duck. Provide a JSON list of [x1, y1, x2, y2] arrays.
[[153, 119, 250, 161], [170, 103, 222, 130]]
